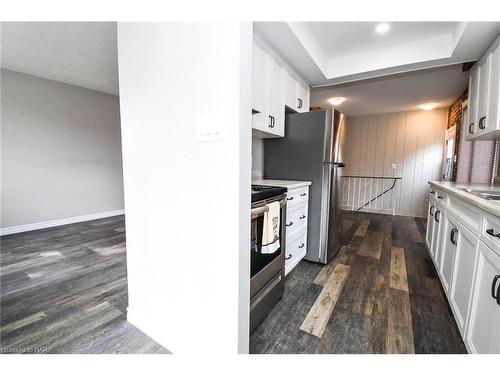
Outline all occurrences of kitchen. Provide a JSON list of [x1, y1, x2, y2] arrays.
[[248, 22, 500, 354]]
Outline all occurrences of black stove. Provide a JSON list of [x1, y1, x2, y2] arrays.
[[251, 185, 287, 203]]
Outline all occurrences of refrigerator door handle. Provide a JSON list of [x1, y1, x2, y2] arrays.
[[333, 162, 345, 168]]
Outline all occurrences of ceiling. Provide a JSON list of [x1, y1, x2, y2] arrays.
[[254, 22, 500, 85], [307, 22, 458, 59], [310, 64, 469, 116], [1, 22, 119, 95]]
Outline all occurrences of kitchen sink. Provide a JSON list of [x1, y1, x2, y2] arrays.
[[459, 188, 500, 200]]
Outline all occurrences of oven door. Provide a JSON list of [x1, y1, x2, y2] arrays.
[[250, 194, 286, 298]]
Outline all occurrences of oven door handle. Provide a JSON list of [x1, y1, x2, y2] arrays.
[[251, 196, 287, 218]]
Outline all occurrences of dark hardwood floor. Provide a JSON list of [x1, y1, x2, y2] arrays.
[[0, 215, 169, 354], [250, 211, 467, 354]]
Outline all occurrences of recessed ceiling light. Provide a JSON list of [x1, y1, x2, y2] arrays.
[[375, 23, 390, 34], [420, 103, 438, 110], [328, 97, 346, 106]]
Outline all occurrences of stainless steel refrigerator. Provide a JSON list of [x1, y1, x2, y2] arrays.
[[264, 109, 345, 264]]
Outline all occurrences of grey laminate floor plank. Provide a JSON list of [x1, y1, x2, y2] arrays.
[[0, 215, 169, 354], [250, 212, 467, 354]]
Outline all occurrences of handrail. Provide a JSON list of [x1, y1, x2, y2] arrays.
[[354, 177, 399, 211]]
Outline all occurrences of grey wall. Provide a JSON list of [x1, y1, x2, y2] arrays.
[[1, 69, 124, 229]]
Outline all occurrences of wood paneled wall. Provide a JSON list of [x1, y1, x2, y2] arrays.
[[341, 108, 448, 218]]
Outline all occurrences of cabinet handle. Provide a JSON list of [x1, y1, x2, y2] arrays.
[[299, 215, 306, 219], [469, 123, 474, 134], [486, 228, 500, 238], [298, 98, 302, 109], [272, 116, 275, 127], [434, 210, 440, 223], [300, 193, 307, 197], [450, 228, 458, 246], [437, 195, 444, 200], [287, 197, 294, 201], [298, 243, 305, 248], [491, 275, 500, 305], [286, 221, 293, 227], [268, 115, 273, 128], [429, 205, 435, 216], [285, 254, 292, 260], [478, 116, 486, 130], [430, 190, 436, 195]]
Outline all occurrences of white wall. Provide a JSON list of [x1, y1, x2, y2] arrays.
[[117, 23, 251, 354], [342, 108, 448, 218], [1, 69, 124, 232]]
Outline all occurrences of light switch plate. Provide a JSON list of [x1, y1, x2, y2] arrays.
[[195, 112, 224, 142]]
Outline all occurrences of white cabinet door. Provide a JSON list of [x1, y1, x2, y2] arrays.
[[448, 220, 479, 336], [466, 241, 500, 353], [476, 57, 491, 136], [252, 42, 268, 132], [252, 42, 267, 115], [466, 67, 479, 141], [297, 81, 309, 113], [284, 69, 299, 112], [439, 212, 460, 295], [485, 40, 500, 136], [426, 199, 436, 249], [430, 206, 444, 264], [267, 56, 284, 137]]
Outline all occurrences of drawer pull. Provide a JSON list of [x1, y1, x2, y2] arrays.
[[286, 222, 293, 227], [486, 228, 500, 238], [429, 205, 434, 216], [298, 243, 305, 248], [300, 193, 307, 197], [434, 210, 440, 223], [285, 254, 292, 260], [491, 275, 500, 305], [469, 123, 474, 134], [287, 197, 294, 201], [299, 215, 306, 219], [450, 228, 458, 246], [437, 195, 443, 200], [430, 190, 436, 195]]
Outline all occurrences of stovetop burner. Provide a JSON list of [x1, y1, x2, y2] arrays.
[[251, 185, 287, 203]]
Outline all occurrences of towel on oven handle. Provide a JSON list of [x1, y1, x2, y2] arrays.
[[261, 201, 280, 254]]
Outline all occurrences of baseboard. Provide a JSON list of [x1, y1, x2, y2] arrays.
[[0, 209, 125, 236]]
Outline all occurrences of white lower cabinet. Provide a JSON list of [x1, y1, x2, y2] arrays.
[[447, 217, 478, 336], [284, 186, 309, 275], [426, 199, 435, 249], [466, 241, 500, 354], [425, 186, 500, 353]]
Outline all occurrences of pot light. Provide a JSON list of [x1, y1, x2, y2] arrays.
[[420, 103, 438, 111], [375, 23, 390, 34], [327, 97, 346, 106]]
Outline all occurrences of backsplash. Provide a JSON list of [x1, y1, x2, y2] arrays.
[[252, 137, 264, 180]]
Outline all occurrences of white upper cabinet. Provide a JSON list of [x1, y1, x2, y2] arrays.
[[267, 56, 284, 137], [252, 35, 310, 138], [283, 68, 310, 113], [297, 81, 309, 113], [467, 35, 500, 141], [466, 241, 500, 353], [252, 42, 267, 116]]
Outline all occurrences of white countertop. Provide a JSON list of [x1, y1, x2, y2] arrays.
[[429, 181, 500, 217], [252, 179, 312, 190]]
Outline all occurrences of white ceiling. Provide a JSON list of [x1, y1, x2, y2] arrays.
[[307, 22, 458, 59], [254, 22, 500, 85], [1, 22, 119, 95], [310, 64, 468, 116]]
